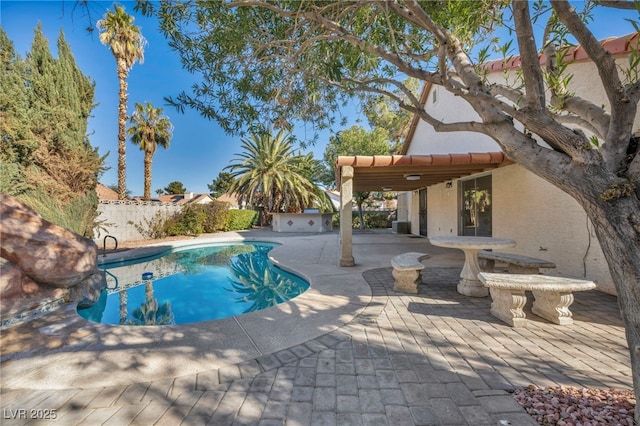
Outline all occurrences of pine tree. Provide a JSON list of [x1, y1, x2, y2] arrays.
[[0, 29, 29, 194], [0, 25, 104, 236]]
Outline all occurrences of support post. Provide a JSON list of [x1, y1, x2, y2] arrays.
[[339, 165, 355, 266]]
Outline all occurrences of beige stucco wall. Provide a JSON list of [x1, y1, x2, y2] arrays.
[[408, 191, 420, 234], [425, 182, 458, 236], [95, 201, 183, 243], [396, 192, 410, 222], [492, 165, 614, 294], [415, 165, 615, 295], [406, 85, 500, 155]]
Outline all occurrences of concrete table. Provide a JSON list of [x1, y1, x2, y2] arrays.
[[429, 236, 516, 297]]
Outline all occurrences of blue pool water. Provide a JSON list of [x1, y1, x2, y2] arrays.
[[78, 242, 309, 326]]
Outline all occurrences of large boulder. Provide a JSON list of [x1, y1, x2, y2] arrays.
[[0, 260, 67, 317], [0, 193, 106, 320], [0, 193, 99, 287]]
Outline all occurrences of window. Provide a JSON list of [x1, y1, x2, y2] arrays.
[[459, 175, 492, 236]]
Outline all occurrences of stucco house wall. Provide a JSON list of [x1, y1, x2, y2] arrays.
[[491, 165, 614, 294], [426, 182, 459, 237], [407, 191, 420, 234], [401, 163, 615, 294], [399, 35, 639, 295], [396, 192, 410, 222], [406, 85, 500, 155]]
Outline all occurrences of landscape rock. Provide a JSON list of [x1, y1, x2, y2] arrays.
[[0, 193, 106, 320], [0, 193, 99, 287], [70, 270, 107, 308], [0, 260, 41, 297], [0, 260, 68, 319]]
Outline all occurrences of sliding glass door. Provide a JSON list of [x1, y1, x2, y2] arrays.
[[459, 175, 492, 237]]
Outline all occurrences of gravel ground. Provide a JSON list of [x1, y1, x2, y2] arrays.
[[514, 385, 636, 425]]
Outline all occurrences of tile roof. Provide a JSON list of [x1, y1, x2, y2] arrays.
[[96, 183, 119, 200], [215, 193, 241, 206], [483, 32, 639, 72]]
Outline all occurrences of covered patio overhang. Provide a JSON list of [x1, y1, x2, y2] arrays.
[[334, 152, 509, 266]]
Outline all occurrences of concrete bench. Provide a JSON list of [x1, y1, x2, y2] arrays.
[[391, 252, 430, 294], [478, 272, 596, 327], [479, 250, 556, 274]]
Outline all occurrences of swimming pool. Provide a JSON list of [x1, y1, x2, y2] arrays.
[[78, 241, 309, 325]]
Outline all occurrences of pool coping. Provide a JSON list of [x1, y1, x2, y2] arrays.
[[0, 232, 373, 389]]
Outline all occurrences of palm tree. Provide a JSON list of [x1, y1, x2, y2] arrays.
[[225, 129, 330, 222], [226, 247, 306, 313], [127, 102, 173, 200], [97, 5, 146, 200], [127, 279, 175, 326]]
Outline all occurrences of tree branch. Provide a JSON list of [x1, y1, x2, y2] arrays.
[[333, 75, 490, 134], [488, 83, 524, 106], [555, 96, 610, 139], [551, 0, 633, 171], [552, 111, 606, 138], [512, 1, 546, 110]]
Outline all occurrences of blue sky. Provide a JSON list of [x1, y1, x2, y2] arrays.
[[1, 1, 635, 196], [2, 0, 359, 196]]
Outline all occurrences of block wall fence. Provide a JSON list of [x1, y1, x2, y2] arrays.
[[93, 200, 182, 244]]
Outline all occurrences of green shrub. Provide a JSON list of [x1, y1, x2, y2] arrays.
[[333, 211, 391, 229], [128, 211, 171, 239], [225, 209, 258, 231], [130, 204, 256, 239], [332, 212, 341, 227], [197, 202, 230, 232], [363, 212, 391, 228], [165, 205, 207, 236]]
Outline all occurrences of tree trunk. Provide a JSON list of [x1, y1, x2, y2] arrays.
[[116, 60, 129, 200], [515, 144, 640, 422], [484, 114, 639, 420], [143, 151, 152, 201], [581, 197, 640, 420], [145, 281, 154, 302]]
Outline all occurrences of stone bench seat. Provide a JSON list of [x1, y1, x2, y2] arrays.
[[479, 250, 556, 274], [478, 272, 596, 327], [391, 252, 430, 294]]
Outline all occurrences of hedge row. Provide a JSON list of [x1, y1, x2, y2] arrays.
[[331, 211, 395, 229], [133, 202, 259, 239]]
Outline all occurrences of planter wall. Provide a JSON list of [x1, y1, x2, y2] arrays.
[[272, 213, 333, 233]]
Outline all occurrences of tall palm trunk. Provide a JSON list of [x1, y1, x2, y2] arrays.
[[117, 60, 129, 200], [145, 280, 153, 301], [143, 150, 152, 201]]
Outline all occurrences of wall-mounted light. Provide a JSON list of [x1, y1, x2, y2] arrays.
[[382, 187, 392, 191], [445, 181, 453, 188], [406, 174, 420, 181]]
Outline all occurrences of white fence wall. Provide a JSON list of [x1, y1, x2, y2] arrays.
[[94, 200, 182, 244]]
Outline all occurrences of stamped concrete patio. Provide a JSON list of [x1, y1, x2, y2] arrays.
[[0, 229, 632, 425]]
